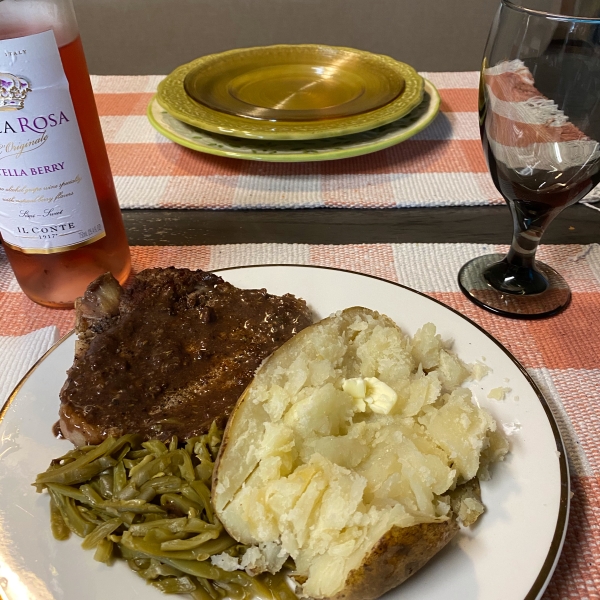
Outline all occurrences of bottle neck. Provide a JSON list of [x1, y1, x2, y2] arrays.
[[0, 0, 79, 47]]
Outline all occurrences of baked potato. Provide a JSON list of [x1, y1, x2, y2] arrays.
[[212, 308, 508, 599]]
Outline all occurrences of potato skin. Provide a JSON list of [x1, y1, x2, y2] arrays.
[[321, 520, 459, 600]]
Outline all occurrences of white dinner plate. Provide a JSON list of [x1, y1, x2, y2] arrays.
[[0, 265, 569, 600]]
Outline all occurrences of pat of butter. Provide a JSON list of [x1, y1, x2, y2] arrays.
[[342, 377, 398, 414], [342, 378, 367, 412]]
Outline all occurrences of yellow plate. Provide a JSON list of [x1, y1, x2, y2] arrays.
[[183, 45, 406, 121], [147, 80, 440, 162], [157, 45, 424, 140]]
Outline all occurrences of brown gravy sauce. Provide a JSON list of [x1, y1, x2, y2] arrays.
[[59, 269, 312, 442]]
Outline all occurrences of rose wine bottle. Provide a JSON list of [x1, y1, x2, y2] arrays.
[[0, 0, 131, 308]]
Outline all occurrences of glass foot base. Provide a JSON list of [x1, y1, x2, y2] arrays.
[[458, 254, 571, 319]]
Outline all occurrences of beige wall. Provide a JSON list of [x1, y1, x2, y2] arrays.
[[73, 0, 500, 74]]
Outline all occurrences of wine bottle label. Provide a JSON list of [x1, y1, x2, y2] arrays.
[[0, 30, 106, 254]]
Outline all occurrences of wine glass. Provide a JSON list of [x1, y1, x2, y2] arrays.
[[458, 0, 600, 318]]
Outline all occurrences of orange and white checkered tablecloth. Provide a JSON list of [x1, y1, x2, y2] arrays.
[[93, 72, 600, 210], [0, 242, 599, 598]]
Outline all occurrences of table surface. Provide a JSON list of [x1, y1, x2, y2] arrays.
[[1, 241, 599, 600], [122, 204, 600, 246], [92, 71, 600, 246]]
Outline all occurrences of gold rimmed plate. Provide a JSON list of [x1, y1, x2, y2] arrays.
[[0, 265, 568, 600], [183, 45, 406, 121], [157, 45, 424, 140]]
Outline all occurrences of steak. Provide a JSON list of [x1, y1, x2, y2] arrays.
[[59, 268, 313, 446]]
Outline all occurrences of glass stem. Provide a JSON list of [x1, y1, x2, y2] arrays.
[[484, 199, 561, 295], [505, 199, 547, 270]]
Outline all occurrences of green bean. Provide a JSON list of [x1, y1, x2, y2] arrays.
[[81, 483, 104, 506], [126, 532, 235, 558], [160, 493, 203, 516], [260, 573, 298, 600], [160, 530, 221, 552], [196, 444, 215, 481], [188, 481, 214, 523], [46, 482, 87, 503], [97, 456, 118, 470], [100, 499, 166, 515], [151, 576, 197, 594], [190, 534, 237, 556], [139, 475, 182, 496], [144, 529, 189, 544], [115, 444, 133, 464], [37, 427, 297, 600], [94, 537, 114, 564], [159, 559, 273, 600], [49, 494, 70, 540], [127, 449, 152, 460], [113, 461, 127, 495], [224, 544, 246, 559], [221, 571, 274, 600], [127, 556, 152, 571], [183, 518, 220, 534], [195, 462, 214, 484], [48, 488, 95, 538], [129, 517, 189, 536], [214, 581, 247, 600], [143, 440, 169, 456], [139, 559, 183, 579], [117, 454, 175, 499], [121, 533, 214, 562], [97, 473, 114, 499], [128, 455, 155, 478], [36, 435, 137, 486], [82, 518, 122, 550], [51, 449, 81, 462], [196, 578, 221, 600], [77, 506, 105, 526], [38, 459, 112, 487], [156, 556, 229, 581], [176, 450, 196, 483], [185, 437, 203, 457], [206, 422, 222, 458], [52, 444, 95, 464], [180, 486, 208, 513], [113, 483, 139, 502], [87, 479, 103, 496], [120, 511, 137, 526], [190, 585, 216, 600], [137, 487, 157, 503]]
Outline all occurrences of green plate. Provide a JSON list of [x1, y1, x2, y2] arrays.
[[147, 79, 439, 162], [183, 44, 406, 122], [157, 45, 424, 141]]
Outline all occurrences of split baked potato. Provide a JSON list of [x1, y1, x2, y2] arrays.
[[212, 308, 508, 599]]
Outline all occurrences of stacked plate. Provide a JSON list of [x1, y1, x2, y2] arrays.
[[148, 45, 440, 162]]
